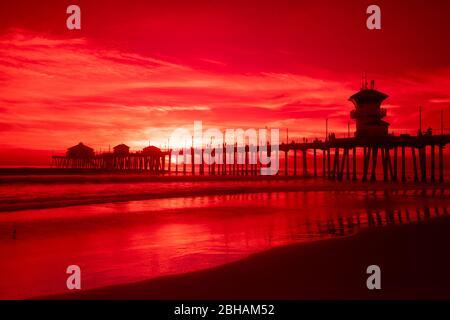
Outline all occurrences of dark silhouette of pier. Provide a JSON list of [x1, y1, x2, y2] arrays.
[[52, 142, 170, 173], [282, 79, 450, 183], [280, 133, 449, 183], [51, 133, 450, 183], [52, 81, 450, 182]]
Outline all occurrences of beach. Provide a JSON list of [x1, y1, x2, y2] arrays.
[[51, 215, 450, 300], [1, 170, 449, 299]]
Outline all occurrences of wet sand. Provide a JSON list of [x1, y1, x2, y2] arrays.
[[50, 215, 450, 300], [2, 170, 449, 299], [1, 176, 448, 212]]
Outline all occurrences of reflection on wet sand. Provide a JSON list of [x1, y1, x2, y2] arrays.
[[0, 189, 449, 299], [317, 205, 449, 237]]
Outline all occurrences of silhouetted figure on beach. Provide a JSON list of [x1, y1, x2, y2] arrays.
[[12, 228, 16, 240]]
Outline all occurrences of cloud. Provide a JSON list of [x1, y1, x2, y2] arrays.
[[0, 30, 358, 150], [0, 29, 449, 154]]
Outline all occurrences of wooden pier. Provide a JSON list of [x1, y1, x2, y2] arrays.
[[51, 82, 449, 182], [279, 133, 450, 183], [52, 133, 450, 183], [52, 151, 170, 173]]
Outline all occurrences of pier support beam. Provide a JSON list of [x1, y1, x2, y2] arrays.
[[191, 147, 195, 175], [393, 147, 398, 181], [439, 144, 444, 183], [302, 149, 308, 177], [322, 149, 326, 177], [338, 148, 348, 181], [245, 147, 249, 176], [200, 149, 205, 175], [168, 153, 172, 174], [370, 146, 378, 182], [293, 149, 297, 176], [314, 148, 317, 177], [327, 148, 331, 179], [431, 144, 436, 182], [412, 147, 418, 182], [401, 146, 406, 182], [332, 148, 340, 180], [387, 148, 394, 181], [381, 148, 388, 182], [284, 149, 288, 176], [362, 147, 371, 182], [346, 148, 350, 180], [419, 146, 427, 183], [233, 149, 237, 176]]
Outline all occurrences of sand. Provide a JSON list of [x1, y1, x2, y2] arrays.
[[2, 174, 448, 213], [48, 215, 450, 300]]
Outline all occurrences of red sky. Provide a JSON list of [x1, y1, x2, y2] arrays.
[[1, 0, 450, 163]]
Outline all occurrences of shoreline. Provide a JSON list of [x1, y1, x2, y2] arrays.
[[47, 215, 450, 300], [2, 167, 449, 185]]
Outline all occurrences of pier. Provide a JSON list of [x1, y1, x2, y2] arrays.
[[51, 133, 450, 183], [279, 133, 450, 183], [52, 142, 170, 173], [52, 80, 450, 182]]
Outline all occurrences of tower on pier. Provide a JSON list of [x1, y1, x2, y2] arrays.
[[349, 78, 389, 138]]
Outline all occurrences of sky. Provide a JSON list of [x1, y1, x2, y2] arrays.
[[1, 0, 450, 164]]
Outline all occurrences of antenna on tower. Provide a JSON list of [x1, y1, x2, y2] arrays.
[[361, 73, 368, 90]]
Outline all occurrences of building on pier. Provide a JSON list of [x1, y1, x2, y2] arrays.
[[67, 142, 94, 158], [142, 145, 162, 155], [349, 79, 389, 138], [113, 143, 130, 155], [52, 143, 168, 172]]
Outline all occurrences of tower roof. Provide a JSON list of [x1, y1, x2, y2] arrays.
[[142, 145, 162, 155], [113, 143, 130, 154], [113, 143, 129, 150], [68, 142, 94, 152], [349, 89, 388, 105], [66, 142, 94, 158]]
